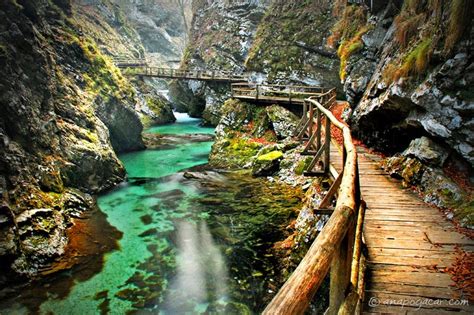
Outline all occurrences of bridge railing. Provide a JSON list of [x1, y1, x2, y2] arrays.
[[231, 83, 332, 104], [122, 66, 248, 82], [113, 58, 148, 68], [263, 95, 366, 315]]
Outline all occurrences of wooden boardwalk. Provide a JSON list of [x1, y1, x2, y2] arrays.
[[330, 143, 474, 314], [230, 86, 472, 314], [231, 82, 334, 105]]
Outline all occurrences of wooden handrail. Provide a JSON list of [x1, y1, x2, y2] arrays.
[[120, 66, 248, 82], [263, 96, 363, 315]]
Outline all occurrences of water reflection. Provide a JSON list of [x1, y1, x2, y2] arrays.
[[164, 221, 228, 313]]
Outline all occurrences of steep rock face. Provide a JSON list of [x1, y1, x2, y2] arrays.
[[327, 1, 473, 225], [0, 0, 141, 278], [74, 0, 188, 65], [132, 78, 176, 127], [73, 0, 145, 58], [245, 0, 341, 89], [170, 0, 271, 124], [114, 0, 188, 65], [73, 0, 179, 126], [332, 1, 473, 167]]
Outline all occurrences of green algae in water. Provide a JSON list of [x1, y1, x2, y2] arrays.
[[17, 114, 303, 314]]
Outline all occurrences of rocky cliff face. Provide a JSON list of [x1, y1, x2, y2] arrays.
[[74, 0, 188, 65], [172, 0, 343, 125], [245, 0, 341, 88], [73, 0, 180, 126], [335, 1, 473, 164], [0, 0, 144, 279], [170, 0, 271, 125], [328, 0, 473, 226]]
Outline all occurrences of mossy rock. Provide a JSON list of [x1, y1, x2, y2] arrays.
[[257, 150, 283, 161], [252, 150, 283, 176], [295, 156, 313, 175]]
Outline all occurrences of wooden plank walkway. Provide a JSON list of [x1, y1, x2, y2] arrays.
[[232, 83, 334, 105], [329, 143, 474, 314]]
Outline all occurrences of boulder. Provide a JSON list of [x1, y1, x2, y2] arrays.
[[252, 150, 283, 176], [266, 105, 299, 139], [402, 137, 450, 167], [94, 96, 145, 153]]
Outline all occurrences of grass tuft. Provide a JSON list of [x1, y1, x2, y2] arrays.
[[383, 38, 433, 84], [444, 0, 472, 53]]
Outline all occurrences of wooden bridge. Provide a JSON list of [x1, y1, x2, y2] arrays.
[[231, 82, 332, 105], [232, 85, 473, 314], [112, 58, 248, 82]]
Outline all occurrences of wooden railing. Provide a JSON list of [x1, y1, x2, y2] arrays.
[[263, 96, 366, 315], [113, 58, 148, 68], [122, 66, 248, 82], [231, 83, 332, 104], [293, 90, 337, 175]]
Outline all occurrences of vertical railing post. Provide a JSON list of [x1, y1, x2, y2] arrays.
[[324, 116, 331, 173], [231, 84, 234, 98], [329, 213, 356, 315], [316, 108, 321, 151], [256, 84, 259, 101], [308, 103, 314, 139], [289, 87, 292, 104]]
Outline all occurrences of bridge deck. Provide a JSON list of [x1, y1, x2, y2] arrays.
[[329, 143, 474, 314]]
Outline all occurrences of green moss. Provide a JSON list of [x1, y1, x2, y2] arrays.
[[294, 156, 313, 175], [64, 33, 135, 101], [9, 0, 23, 10], [335, 20, 370, 81], [455, 200, 474, 226], [257, 151, 283, 161]]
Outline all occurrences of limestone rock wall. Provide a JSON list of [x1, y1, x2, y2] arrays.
[[170, 0, 271, 124], [0, 0, 143, 278], [74, 0, 188, 66], [245, 0, 341, 88], [333, 1, 473, 167], [329, 0, 473, 226], [72, 0, 180, 126]]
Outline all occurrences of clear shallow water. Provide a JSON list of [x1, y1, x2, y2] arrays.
[[4, 114, 303, 314], [146, 112, 215, 135]]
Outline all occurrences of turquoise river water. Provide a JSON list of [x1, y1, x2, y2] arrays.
[[1, 113, 303, 314]]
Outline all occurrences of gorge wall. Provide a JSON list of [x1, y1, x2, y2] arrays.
[[170, 0, 342, 125], [73, 0, 186, 126], [332, 0, 473, 225], [169, 0, 272, 124], [0, 0, 147, 280], [74, 0, 189, 66]]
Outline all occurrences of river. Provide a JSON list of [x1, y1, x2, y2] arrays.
[[1, 113, 303, 314]]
